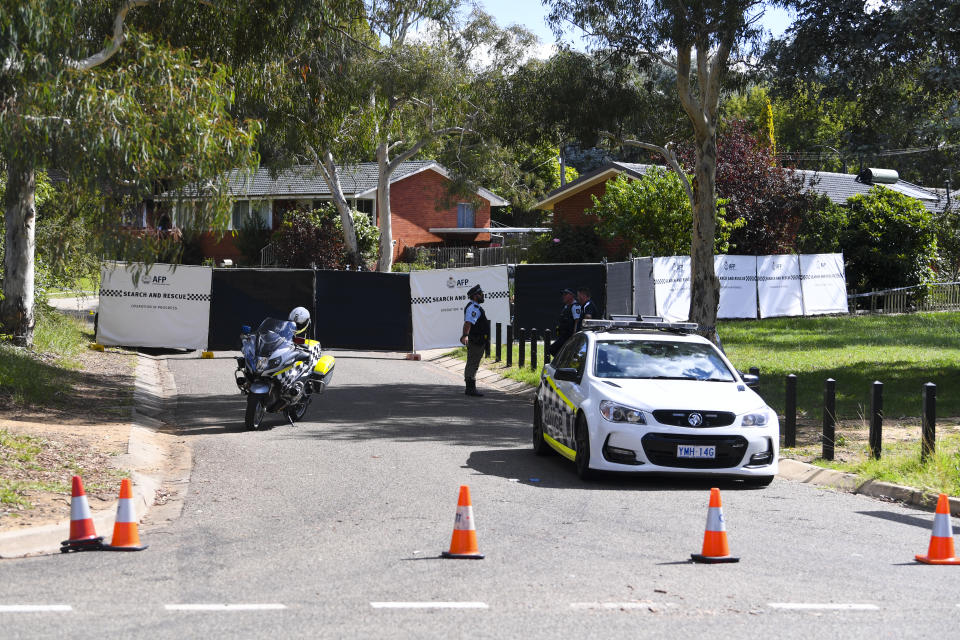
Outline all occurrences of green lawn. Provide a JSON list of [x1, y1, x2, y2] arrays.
[[720, 313, 960, 421]]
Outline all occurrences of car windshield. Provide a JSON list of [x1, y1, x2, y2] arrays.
[[594, 339, 735, 382]]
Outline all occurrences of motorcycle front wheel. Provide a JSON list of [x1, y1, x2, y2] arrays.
[[245, 394, 267, 430], [285, 398, 309, 423]]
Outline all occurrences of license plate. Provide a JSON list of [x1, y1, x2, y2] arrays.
[[677, 445, 716, 459]]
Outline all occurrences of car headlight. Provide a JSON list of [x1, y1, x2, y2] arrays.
[[599, 400, 646, 424], [741, 410, 770, 427]]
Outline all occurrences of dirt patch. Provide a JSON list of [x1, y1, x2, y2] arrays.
[[784, 418, 960, 464], [0, 347, 137, 531]]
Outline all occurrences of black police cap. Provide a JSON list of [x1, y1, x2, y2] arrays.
[[468, 284, 484, 297]]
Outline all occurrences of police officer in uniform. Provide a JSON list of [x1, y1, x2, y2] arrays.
[[460, 284, 489, 397], [549, 288, 581, 357], [577, 286, 599, 331]]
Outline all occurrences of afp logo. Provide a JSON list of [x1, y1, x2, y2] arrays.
[[141, 275, 168, 285]]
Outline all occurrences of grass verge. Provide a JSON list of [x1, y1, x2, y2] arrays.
[[0, 306, 89, 407]]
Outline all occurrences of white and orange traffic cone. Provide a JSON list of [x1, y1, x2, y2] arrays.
[[60, 476, 104, 553], [441, 485, 484, 559], [104, 478, 148, 551], [915, 493, 960, 565], [691, 488, 739, 564]]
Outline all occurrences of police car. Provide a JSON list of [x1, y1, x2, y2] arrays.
[[533, 317, 778, 485]]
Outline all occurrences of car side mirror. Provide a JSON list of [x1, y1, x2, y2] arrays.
[[741, 373, 759, 389], [554, 367, 580, 382]]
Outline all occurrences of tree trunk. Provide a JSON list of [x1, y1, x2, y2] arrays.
[[2, 164, 37, 347], [375, 143, 394, 272], [319, 151, 361, 268], [688, 134, 720, 339]]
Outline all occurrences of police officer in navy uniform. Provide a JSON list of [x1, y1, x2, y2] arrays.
[[577, 286, 599, 331], [549, 288, 581, 357], [460, 284, 489, 397]]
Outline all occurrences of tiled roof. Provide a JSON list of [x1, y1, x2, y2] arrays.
[[167, 161, 437, 199], [792, 169, 948, 214]]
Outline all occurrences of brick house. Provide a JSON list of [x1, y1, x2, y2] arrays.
[[158, 161, 507, 263], [536, 161, 954, 249]]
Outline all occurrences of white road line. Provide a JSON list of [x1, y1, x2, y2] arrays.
[[0, 605, 73, 613], [165, 604, 287, 612], [370, 602, 489, 610], [769, 603, 879, 611]]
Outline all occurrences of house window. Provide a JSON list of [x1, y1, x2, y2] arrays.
[[457, 203, 475, 228], [355, 199, 375, 224], [231, 200, 271, 230]]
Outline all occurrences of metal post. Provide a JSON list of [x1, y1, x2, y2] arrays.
[[784, 374, 797, 448], [544, 329, 552, 365], [530, 329, 538, 371], [749, 367, 760, 393], [518, 328, 526, 368], [822, 378, 836, 461], [506, 325, 513, 367], [484, 329, 491, 358], [922, 382, 936, 462], [869, 381, 883, 460], [495, 323, 502, 363]]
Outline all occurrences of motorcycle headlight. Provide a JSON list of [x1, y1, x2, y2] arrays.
[[268, 356, 283, 370], [599, 400, 646, 424], [741, 410, 770, 427]]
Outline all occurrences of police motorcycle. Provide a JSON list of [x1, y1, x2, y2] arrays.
[[235, 307, 335, 430]]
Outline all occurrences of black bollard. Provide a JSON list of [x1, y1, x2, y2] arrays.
[[544, 329, 552, 365], [531, 329, 538, 371], [869, 381, 883, 460], [749, 367, 760, 394], [823, 378, 836, 461], [495, 323, 502, 362], [518, 328, 526, 369], [784, 374, 797, 448], [922, 382, 936, 462], [485, 329, 491, 358], [506, 325, 513, 367]]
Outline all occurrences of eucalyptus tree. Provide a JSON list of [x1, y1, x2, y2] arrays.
[[545, 0, 784, 336], [0, 0, 261, 346]]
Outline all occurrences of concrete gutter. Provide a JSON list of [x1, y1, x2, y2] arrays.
[[0, 354, 187, 558], [424, 348, 957, 515]]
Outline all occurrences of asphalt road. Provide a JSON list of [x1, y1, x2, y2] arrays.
[[2, 350, 958, 639]]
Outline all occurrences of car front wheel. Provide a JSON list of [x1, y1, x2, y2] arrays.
[[574, 413, 594, 480]]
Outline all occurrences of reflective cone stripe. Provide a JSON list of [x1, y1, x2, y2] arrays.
[[916, 494, 960, 565], [691, 488, 739, 564], [61, 476, 104, 552], [106, 478, 147, 551], [441, 485, 484, 559], [68, 476, 98, 541]]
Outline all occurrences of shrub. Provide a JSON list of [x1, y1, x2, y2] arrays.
[[272, 206, 346, 269], [525, 223, 604, 263], [795, 194, 848, 254], [840, 186, 936, 292]]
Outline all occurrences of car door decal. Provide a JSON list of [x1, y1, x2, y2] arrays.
[[542, 376, 577, 453]]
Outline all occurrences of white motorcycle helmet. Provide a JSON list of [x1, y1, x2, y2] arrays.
[[289, 306, 311, 335]]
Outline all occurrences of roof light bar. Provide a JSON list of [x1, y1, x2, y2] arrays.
[[582, 317, 699, 333]]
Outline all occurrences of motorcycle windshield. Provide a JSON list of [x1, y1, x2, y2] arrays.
[[255, 318, 296, 355]]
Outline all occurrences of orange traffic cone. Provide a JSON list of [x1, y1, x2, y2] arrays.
[[60, 476, 104, 553], [691, 488, 739, 564], [104, 478, 148, 551], [441, 485, 484, 559], [915, 493, 960, 565]]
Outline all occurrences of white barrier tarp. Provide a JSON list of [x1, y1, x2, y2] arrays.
[[758, 255, 804, 318], [715, 255, 758, 319], [97, 262, 212, 350], [410, 266, 510, 350], [800, 253, 848, 315], [652, 256, 691, 322]]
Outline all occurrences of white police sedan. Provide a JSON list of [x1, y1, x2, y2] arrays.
[[533, 318, 778, 485]]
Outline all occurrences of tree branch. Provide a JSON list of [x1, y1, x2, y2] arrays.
[[602, 131, 694, 203], [66, 0, 159, 71]]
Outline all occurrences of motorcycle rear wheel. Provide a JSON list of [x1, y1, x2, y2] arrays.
[[245, 394, 266, 430]]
